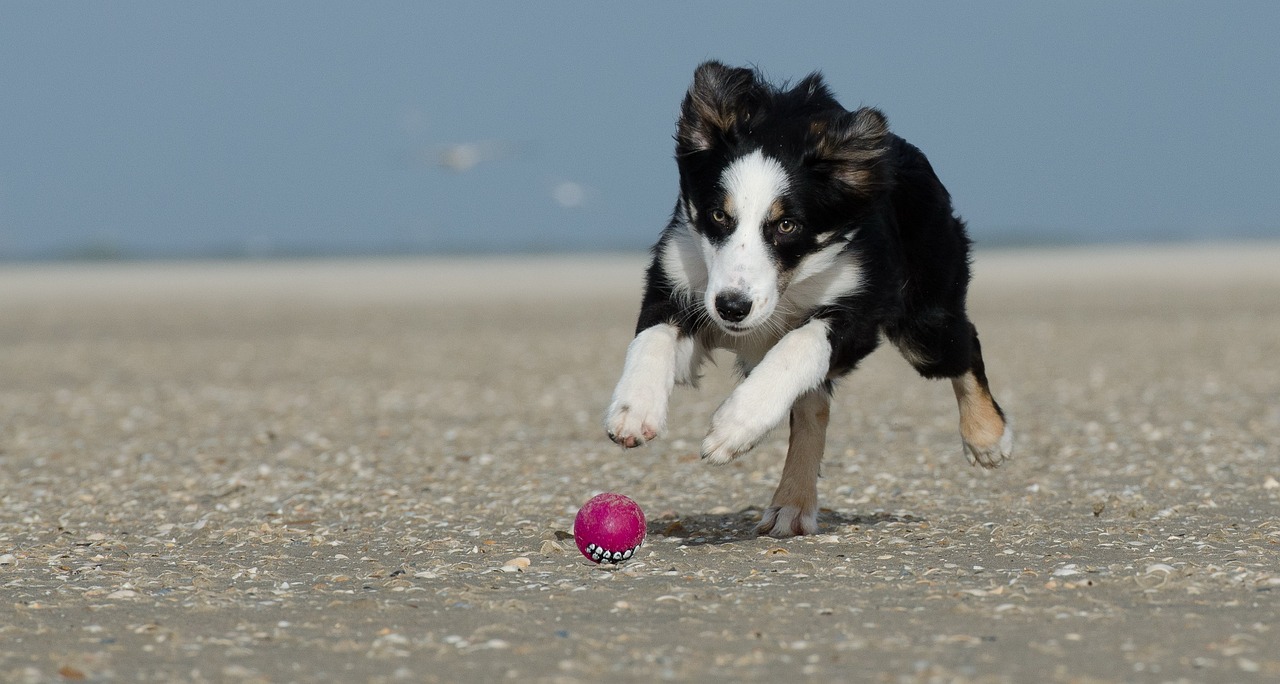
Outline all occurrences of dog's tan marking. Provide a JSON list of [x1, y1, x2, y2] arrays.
[[721, 195, 735, 219], [951, 371, 1008, 468], [767, 199, 785, 223]]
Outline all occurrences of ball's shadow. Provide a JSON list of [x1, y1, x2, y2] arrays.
[[648, 507, 922, 546]]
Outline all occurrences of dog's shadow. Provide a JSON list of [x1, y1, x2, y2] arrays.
[[648, 507, 922, 546]]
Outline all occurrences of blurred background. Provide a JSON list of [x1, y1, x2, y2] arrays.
[[1, 1, 1278, 261]]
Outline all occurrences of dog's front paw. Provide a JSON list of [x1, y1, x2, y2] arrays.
[[604, 392, 666, 449], [755, 503, 819, 538], [700, 397, 773, 464]]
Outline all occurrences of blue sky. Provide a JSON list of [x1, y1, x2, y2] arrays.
[[2, 2, 1278, 259]]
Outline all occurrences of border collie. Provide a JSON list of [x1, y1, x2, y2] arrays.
[[605, 62, 1012, 537]]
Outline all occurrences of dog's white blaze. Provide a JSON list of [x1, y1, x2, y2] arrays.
[[705, 150, 789, 330]]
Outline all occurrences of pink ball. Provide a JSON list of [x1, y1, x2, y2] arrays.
[[573, 493, 646, 564]]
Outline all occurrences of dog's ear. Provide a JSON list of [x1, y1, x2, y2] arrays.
[[810, 107, 891, 196], [794, 71, 834, 103], [676, 61, 758, 153]]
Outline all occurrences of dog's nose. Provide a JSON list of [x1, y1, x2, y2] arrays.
[[714, 290, 753, 323]]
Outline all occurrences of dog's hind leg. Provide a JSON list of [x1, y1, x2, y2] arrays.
[[891, 313, 1011, 468], [756, 387, 830, 538], [950, 322, 1011, 468]]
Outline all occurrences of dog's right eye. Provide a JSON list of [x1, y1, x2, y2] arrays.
[[710, 209, 729, 224]]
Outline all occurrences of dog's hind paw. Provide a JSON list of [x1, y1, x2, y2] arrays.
[[755, 504, 818, 538], [962, 424, 1013, 469]]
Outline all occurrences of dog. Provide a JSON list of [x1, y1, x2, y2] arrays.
[[604, 62, 1012, 538]]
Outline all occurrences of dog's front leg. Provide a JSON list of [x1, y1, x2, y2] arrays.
[[605, 323, 695, 448], [702, 318, 832, 464]]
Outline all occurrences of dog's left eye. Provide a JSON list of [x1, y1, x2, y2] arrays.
[[777, 218, 801, 235]]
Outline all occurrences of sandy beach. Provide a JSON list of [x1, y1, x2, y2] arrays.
[[2, 244, 1279, 682]]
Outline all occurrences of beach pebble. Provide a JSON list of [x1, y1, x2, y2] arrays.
[[500, 557, 531, 572], [540, 540, 565, 555]]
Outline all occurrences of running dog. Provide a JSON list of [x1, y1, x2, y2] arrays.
[[605, 62, 1011, 537]]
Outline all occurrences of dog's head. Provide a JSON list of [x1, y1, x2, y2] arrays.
[[672, 61, 890, 335]]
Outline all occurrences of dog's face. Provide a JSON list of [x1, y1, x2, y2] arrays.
[[671, 62, 890, 335]]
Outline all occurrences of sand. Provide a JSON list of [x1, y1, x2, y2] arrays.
[[1, 244, 1278, 682]]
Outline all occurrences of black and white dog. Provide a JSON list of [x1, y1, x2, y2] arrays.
[[605, 62, 1011, 537]]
